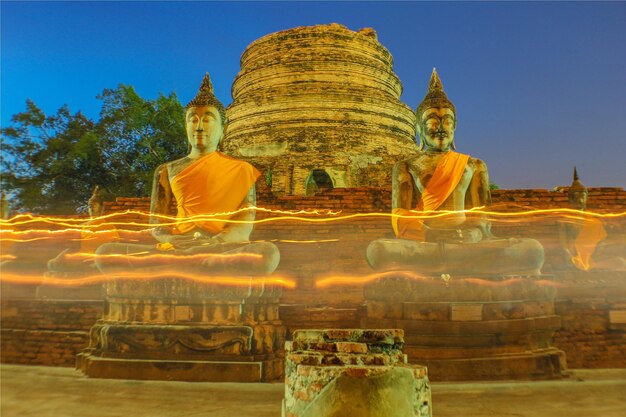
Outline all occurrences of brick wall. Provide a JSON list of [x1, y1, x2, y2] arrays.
[[552, 271, 626, 368], [1, 186, 624, 369], [104, 186, 626, 214], [98, 186, 626, 369], [101, 185, 625, 284], [1, 330, 90, 366], [491, 187, 626, 212], [0, 299, 103, 366]]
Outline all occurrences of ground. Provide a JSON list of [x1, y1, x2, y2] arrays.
[[2, 365, 625, 417]]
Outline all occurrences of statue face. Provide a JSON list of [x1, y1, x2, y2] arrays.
[[419, 107, 456, 152], [185, 106, 224, 154], [568, 189, 588, 210]]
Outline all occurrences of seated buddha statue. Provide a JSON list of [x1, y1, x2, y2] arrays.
[[95, 73, 280, 276], [367, 69, 544, 276], [558, 168, 625, 271]]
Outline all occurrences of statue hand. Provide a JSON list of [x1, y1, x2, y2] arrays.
[[458, 216, 495, 240], [152, 227, 199, 249], [472, 218, 494, 240], [165, 234, 198, 249]]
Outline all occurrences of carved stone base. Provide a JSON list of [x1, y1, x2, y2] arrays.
[[405, 348, 565, 381], [77, 277, 285, 382], [76, 354, 283, 382], [362, 274, 568, 381], [77, 322, 285, 382]]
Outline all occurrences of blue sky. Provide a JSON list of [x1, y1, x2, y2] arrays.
[[2, 1, 625, 189]]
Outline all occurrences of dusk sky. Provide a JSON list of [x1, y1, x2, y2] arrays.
[[2, 1, 625, 190]]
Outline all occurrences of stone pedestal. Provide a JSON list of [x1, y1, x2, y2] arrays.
[[283, 329, 431, 417], [362, 274, 567, 381], [77, 278, 285, 382]]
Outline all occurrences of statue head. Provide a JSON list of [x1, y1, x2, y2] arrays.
[[185, 73, 227, 154], [568, 167, 588, 210], [416, 68, 457, 152]]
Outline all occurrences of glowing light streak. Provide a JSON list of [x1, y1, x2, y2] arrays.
[[315, 271, 431, 288], [316, 271, 568, 289], [0, 271, 297, 289], [253, 239, 340, 244], [1, 209, 622, 243], [156, 208, 619, 227], [0, 229, 151, 244], [0, 229, 116, 236], [0, 207, 342, 228], [461, 277, 565, 288], [1, 229, 83, 235], [533, 279, 568, 288], [0, 255, 17, 261], [0, 237, 61, 243], [65, 252, 264, 261]]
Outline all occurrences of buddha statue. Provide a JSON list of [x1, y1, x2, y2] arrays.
[[367, 69, 544, 276], [94, 73, 280, 275], [0, 192, 9, 220], [46, 185, 121, 276], [558, 168, 625, 271], [87, 186, 104, 218]]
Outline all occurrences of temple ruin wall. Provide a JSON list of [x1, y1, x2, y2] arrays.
[[2, 186, 625, 370]]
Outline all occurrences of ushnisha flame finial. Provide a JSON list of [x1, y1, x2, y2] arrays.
[[429, 67, 443, 92], [185, 73, 227, 123], [416, 68, 456, 121]]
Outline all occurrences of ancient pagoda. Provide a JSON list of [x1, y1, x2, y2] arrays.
[[223, 24, 418, 196]]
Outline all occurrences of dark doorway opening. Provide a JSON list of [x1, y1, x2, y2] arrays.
[[306, 169, 334, 196]]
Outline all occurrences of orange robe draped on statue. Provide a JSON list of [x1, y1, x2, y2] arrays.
[[170, 152, 260, 235], [392, 151, 470, 241], [570, 216, 607, 271]]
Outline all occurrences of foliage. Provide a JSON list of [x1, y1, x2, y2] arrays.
[[489, 181, 500, 191], [1, 85, 186, 214], [96, 85, 186, 198]]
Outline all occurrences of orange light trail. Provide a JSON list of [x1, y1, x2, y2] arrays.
[[0, 207, 342, 228], [253, 239, 340, 244], [0, 228, 150, 235], [0, 229, 151, 245], [1, 208, 623, 232], [0, 237, 61, 243], [55, 252, 266, 270], [0, 271, 297, 289], [66, 252, 264, 261], [315, 271, 569, 289], [461, 277, 567, 288], [315, 271, 432, 288]]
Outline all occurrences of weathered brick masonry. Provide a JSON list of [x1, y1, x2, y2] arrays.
[[222, 24, 419, 196], [552, 271, 626, 368], [1, 299, 102, 366], [2, 186, 624, 369]]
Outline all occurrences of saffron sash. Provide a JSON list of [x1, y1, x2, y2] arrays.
[[170, 152, 260, 235], [571, 216, 607, 271], [392, 151, 470, 241]]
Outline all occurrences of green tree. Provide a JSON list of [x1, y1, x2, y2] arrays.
[[97, 85, 186, 197], [1, 85, 186, 214], [1, 101, 103, 213]]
